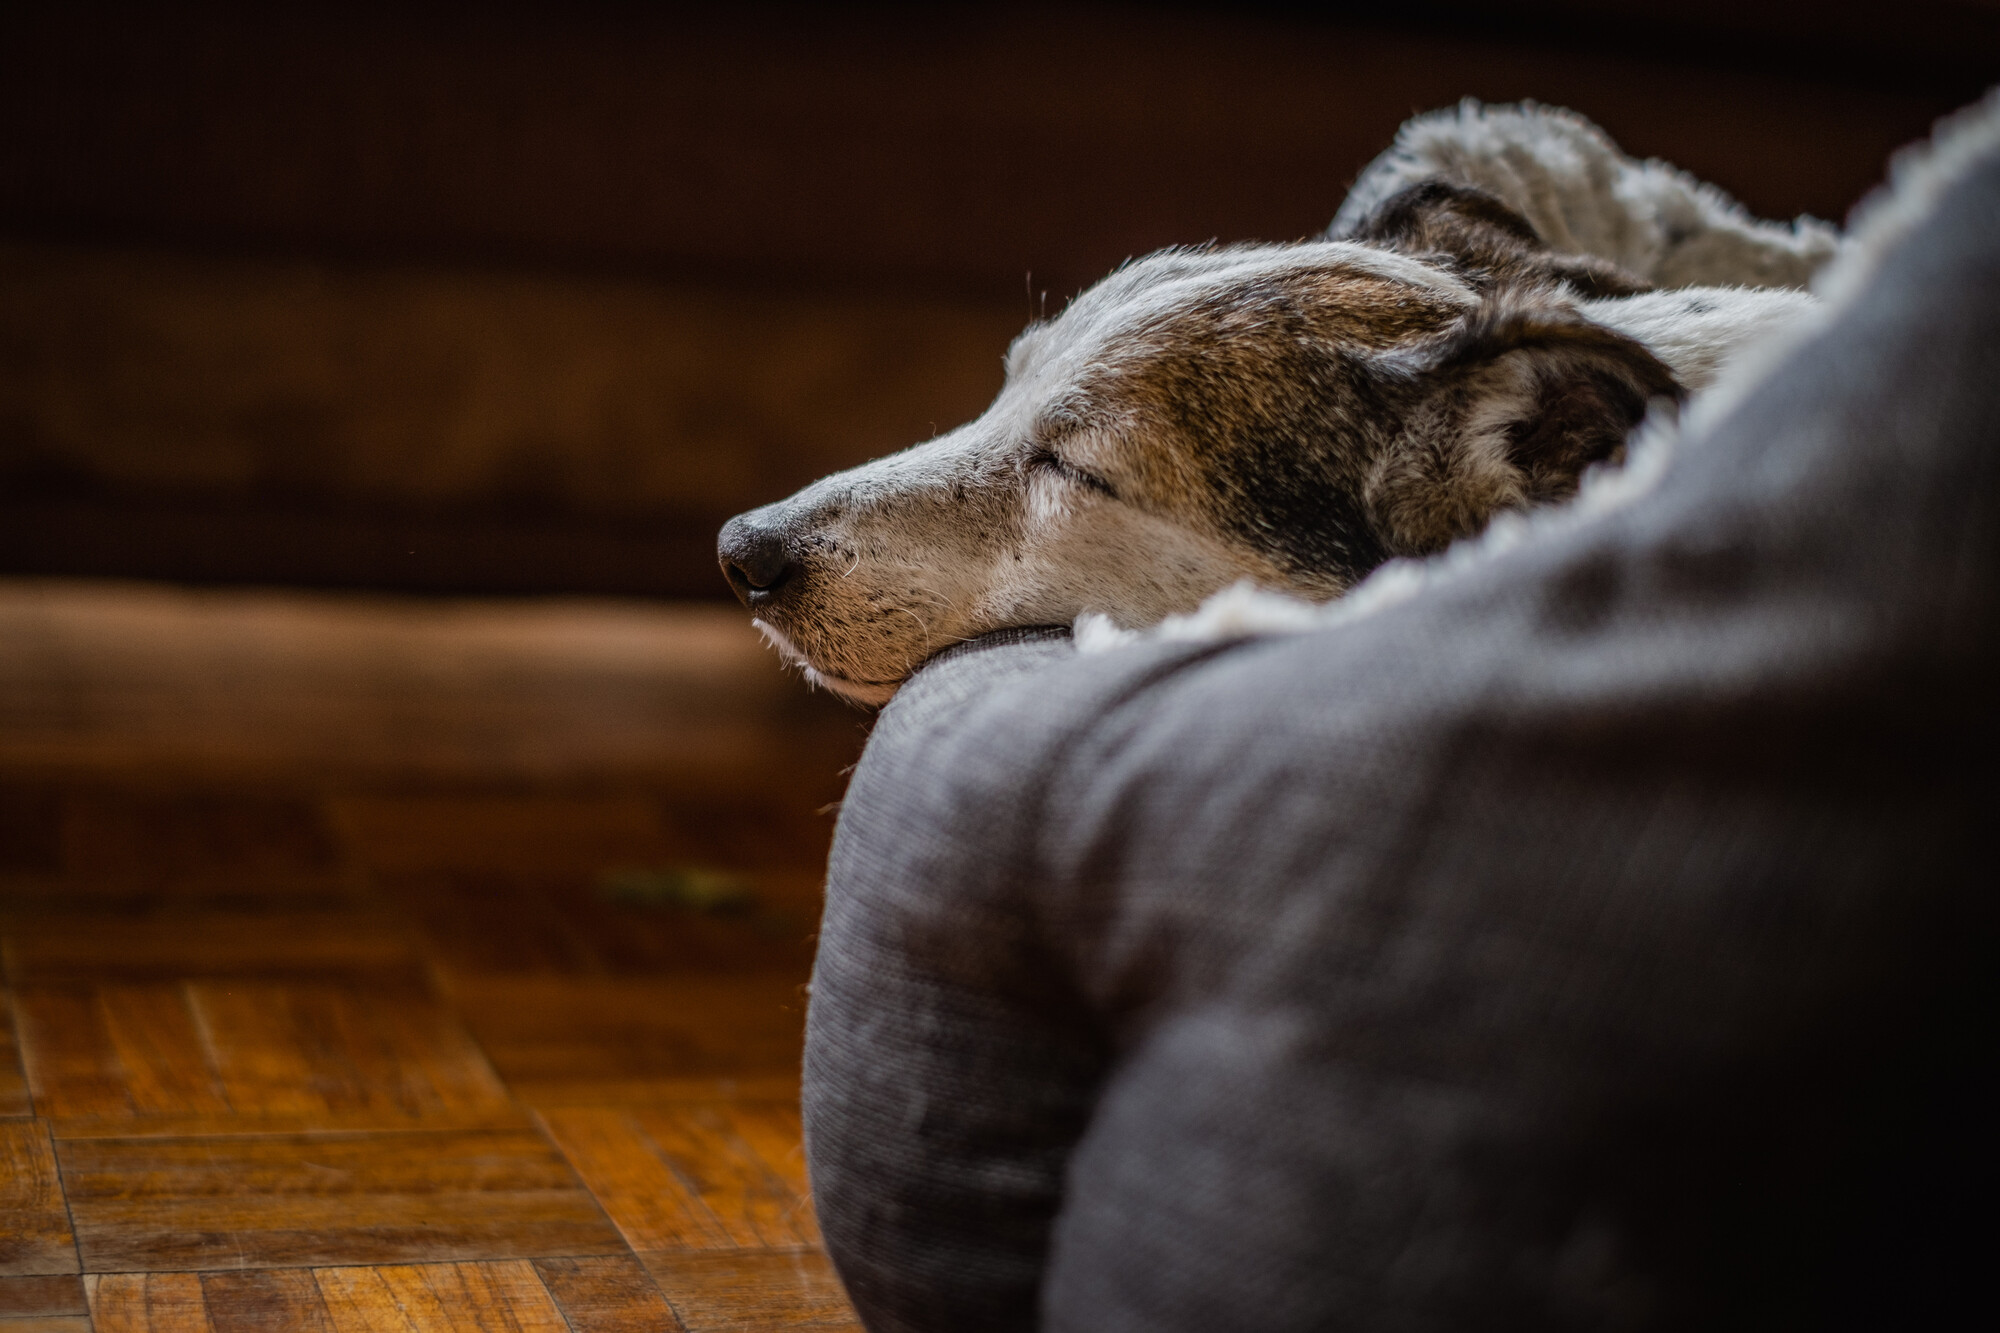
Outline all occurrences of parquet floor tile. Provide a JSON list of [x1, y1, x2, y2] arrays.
[[394, 869, 822, 978], [447, 974, 807, 1107], [540, 1103, 818, 1252], [56, 792, 340, 883], [84, 1273, 207, 1332], [324, 797, 673, 877], [13, 983, 508, 1121], [59, 1127, 627, 1272], [639, 1250, 861, 1332], [532, 1256, 687, 1332], [0, 998, 32, 1118], [314, 1261, 570, 1332], [0, 1275, 89, 1317], [0, 1121, 78, 1276], [194, 1270, 334, 1333], [1, 586, 866, 1328], [79, 1259, 695, 1333], [1, 914, 422, 987]]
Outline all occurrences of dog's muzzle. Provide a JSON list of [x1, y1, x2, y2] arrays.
[[717, 513, 800, 609]]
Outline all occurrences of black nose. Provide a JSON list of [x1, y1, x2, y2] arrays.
[[717, 516, 798, 607]]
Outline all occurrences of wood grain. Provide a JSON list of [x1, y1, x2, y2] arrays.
[[314, 1262, 567, 1333], [0, 585, 858, 790], [540, 1103, 817, 1252], [10, 988, 132, 1118], [533, 1256, 687, 1333], [0, 1121, 78, 1276], [641, 1250, 860, 1333], [87, 1273, 208, 1332], [49, 1108, 534, 1141], [325, 797, 669, 876], [96, 986, 232, 1116], [198, 1269, 332, 1333], [398, 869, 821, 980], [449, 975, 805, 1100], [58, 791, 338, 882], [0, 993, 32, 1118], [2, 913, 421, 985], [14, 982, 505, 1122], [0, 1274, 87, 1316], [59, 1128, 624, 1271], [188, 984, 509, 1118]]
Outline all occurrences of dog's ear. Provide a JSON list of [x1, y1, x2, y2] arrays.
[[1364, 287, 1682, 557], [1346, 180, 1652, 299]]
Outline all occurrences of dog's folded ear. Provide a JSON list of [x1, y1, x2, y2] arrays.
[[1346, 180, 1653, 299], [1364, 288, 1683, 557]]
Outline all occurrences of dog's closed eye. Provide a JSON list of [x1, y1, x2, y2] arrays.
[[1027, 447, 1117, 499]]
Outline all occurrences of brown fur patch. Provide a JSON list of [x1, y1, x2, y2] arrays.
[[1072, 266, 1465, 589], [1366, 285, 1682, 555], [1345, 180, 1655, 299]]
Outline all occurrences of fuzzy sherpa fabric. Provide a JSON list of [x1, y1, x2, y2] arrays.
[[1328, 99, 1841, 290]]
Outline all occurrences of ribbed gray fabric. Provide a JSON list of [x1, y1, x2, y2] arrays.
[[804, 141, 1999, 1332]]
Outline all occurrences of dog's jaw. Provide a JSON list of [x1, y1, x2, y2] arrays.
[[752, 618, 900, 706]]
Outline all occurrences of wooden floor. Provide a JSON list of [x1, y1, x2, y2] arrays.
[[0, 580, 869, 1331]]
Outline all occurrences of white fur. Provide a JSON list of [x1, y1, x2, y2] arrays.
[[754, 616, 899, 705], [1330, 99, 1841, 290], [1580, 286, 1821, 394]]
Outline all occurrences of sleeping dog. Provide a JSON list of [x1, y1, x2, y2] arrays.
[[718, 102, 1834, 703]]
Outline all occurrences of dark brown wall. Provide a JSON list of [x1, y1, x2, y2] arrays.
[[2, 3, 1992, 596]]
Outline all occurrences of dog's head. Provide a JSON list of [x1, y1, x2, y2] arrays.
[[719, 184, 1678, 703]]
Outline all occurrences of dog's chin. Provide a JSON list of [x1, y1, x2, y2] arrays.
[[751, 619, 902, 707]]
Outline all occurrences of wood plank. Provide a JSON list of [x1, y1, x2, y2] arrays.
[[59, 791, 338, 881], [622, 1105, 817, 1250], [2, 913, 421, 985], [535, 1108, 731, 1252], [711, 1104, 814, 1219], [540, 1103, 816, 1254], [388, 875, 600, 976], [50, 1108, 533, 1141], [399, 867, 821, 981], [178, 986, 331, 1117], [640, 1250, 859, 1333], [87, 1272, 208, 1332], [199, 1270, 332, 1333], [0, 992, 32, 1118], [11, 988, 132, 1118], [0, 585, 858, 790], [96, 986, 230, 1116], [0, 1121, 78, 1276], [533, 1256, 687, 1333], [0, 1318, 94, 1332], [187, 984, 508, 1118], [17, 981, 505, 1122], [59, 1128, 624, 1271], [0, 1274, 87, 1316], [324, 797, 668, 876], [0, 869, 370, 919], [448, 976, 805, 1094], [0, 784, 62, 875], [509, 1076, 801, 1111], [313, 1261, 568, 1333]]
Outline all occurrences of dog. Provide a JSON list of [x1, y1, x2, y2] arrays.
[[718, 102, 1835, 703]]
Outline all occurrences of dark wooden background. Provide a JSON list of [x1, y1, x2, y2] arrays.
[[3, 1, 1994, 598]]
